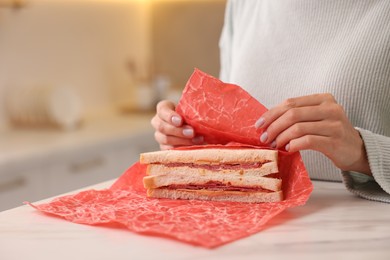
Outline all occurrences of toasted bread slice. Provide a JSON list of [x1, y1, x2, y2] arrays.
[[147, 188, 283, 203]]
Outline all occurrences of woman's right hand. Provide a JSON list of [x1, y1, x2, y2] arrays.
[[151, 100, 204, 150]]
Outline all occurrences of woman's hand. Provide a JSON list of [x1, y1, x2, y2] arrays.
[[255, 93, 371, 175], [151, 100, 204, 150]]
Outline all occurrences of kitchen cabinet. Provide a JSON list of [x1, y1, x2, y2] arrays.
[[0, 165, 45, 211], [0, 110, 158, 211], [45, 136, 148, 197], [46, 140, 138, 197]]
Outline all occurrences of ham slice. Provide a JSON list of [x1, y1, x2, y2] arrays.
[[160, 162, 268, 170], [166, 181, 274, 193]]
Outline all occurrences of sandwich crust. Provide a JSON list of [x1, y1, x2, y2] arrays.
[[147, 188, 283, 203], [140, 148, 278, 165]]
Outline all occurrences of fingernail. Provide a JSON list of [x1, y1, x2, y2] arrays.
[[171, 116, 182, 126], [255, 117, 265, 128], [271, 140, 276, 148], [192, 136, 204, 144], [260, 132, 268, 143], [182, 128, 194, 137], [285, 144, 290, 151]]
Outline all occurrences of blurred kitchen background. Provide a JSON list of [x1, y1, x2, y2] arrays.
[[0, 0, 226, 211]]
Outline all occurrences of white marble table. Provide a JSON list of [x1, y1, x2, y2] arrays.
[[0, 180, 389, 260]]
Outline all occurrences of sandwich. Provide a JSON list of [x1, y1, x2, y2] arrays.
[[140, 148, 283, 203]]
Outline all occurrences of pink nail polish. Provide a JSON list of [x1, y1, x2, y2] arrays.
[[260, 132, 268, 143], [183, 128, 194, 137], [255, 117, 265, 128], [285, 144, 290, 151], [192, 136, 204, 144], [171, 116, 182, 126]]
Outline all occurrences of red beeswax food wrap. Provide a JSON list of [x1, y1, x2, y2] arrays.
[[30, 69, 313, 248]]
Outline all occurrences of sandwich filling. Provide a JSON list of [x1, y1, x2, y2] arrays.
[[144, 163, 281, 192], [155, 162, 269, 171], [165, 181, 274, 193]]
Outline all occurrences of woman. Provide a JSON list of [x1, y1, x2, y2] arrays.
[[151, 0, 390, 203]]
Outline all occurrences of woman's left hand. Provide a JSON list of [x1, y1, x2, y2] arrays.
[[255, 93, 371, 175]]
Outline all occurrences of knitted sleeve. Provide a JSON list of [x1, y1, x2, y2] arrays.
[[342, 128, 390, 203]]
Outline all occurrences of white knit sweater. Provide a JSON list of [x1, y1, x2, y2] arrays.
[[219, 0, 390, 202]]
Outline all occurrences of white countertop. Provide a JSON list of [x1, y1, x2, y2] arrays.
[[0, 180, 389, 260]]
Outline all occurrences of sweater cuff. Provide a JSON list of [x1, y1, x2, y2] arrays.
[[341, 128, 390, 203]]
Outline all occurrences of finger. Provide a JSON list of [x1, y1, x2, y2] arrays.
[[154, 131, 203, 146], [255, 93, 336, 129], [160, 144, 174, 150], [192, 135, 205, 145], [159, 137, 205, 151], [155, 131, 194, 146], [286, 135, 332, 156], [156, 100, 183, 126], [273, 121, 333, 148], [261, 106, 326, 144], [152, 115, 195, 138]]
